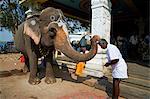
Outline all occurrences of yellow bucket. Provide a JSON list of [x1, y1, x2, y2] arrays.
[[75, 62, 85, 76]]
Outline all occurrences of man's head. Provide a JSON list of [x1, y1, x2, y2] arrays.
[[98, 39, 108, 49]]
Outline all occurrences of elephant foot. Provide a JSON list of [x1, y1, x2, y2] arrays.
[[28, 77, 41, 85], [45, 77, 56, 84], [22, 65, 29, 73]]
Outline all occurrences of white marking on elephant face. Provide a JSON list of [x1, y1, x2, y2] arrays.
[[62, 24, 68, 35], [50, 15, 56, 21], [57, 20, 68, 34], [30, 20, 36, 25], [57, 20, 64, 27]]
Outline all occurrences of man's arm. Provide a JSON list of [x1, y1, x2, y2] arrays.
[[104, 59, 119, 67]]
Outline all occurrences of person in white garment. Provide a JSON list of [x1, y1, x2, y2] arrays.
[[98, 39, 128, 99]]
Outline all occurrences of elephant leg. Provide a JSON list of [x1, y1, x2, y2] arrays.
[[45, 52, 56, 84], [24, 36, 41, 85], [22, 56, 30, 73], [28, 51, 41, 85], [52, 55, 62, 78]]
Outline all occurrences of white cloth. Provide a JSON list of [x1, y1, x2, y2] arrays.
[[106, 44, 128, 78]]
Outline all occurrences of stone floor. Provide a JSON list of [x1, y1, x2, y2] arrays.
[[1, 53, 148, 99], [0, 53, 126, 99]]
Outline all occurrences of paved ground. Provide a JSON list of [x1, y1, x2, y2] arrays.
[[0, 53, 113, 99], [0, 73, 108, 99], [0, 53, 149, 99]]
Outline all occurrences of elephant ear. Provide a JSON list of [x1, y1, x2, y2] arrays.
[[24, 17, 41, 45]]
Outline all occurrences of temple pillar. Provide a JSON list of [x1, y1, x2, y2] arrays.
[[83, 0, 112, 77]]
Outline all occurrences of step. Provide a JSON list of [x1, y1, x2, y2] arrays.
[[105, 73, 150, 91], [122, 76, 150, 91], [107, 77, 150, 98], [129, 74, 150, 81], [120, 83, 150, 99], [94, 77, 150, 99], [127, 62, 150, 79], [57, 60, 76, 69]]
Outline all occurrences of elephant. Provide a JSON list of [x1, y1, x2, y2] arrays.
[[14, 7, 100, 85]]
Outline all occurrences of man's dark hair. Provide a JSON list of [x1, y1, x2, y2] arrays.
[[99, 39, 108, 45]]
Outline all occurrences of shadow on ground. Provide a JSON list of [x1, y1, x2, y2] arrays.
[[48, 63, 91, 83], [95, 76, 113, 97], [0, 62, 91, 86], [0, 69, 26, 78]]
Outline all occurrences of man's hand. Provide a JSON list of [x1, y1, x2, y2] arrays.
[[104, 59, 119, 67]]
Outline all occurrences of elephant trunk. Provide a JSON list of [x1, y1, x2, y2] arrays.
[[54, 27, 100, 62]]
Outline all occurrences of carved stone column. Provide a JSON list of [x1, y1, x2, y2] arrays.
[[91, 0, 111, 40], [83, 0, 111, 77]]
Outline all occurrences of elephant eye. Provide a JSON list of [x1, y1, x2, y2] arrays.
[[50, 15, 56, 21], [30, 20, 36, 26]]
